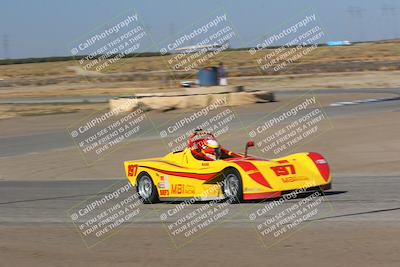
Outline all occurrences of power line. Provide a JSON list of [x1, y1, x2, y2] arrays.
[[347, 6, 365, 18]]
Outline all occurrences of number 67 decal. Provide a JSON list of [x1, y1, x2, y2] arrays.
[[270, 165, 296, 176], [128, 164, 138, 177]]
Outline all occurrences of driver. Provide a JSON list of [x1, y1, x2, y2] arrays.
[[200, 139, 221, 160]]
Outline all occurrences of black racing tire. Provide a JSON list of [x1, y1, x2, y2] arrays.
[[136, 172, 159, 204], [222, 168, 243, 203]]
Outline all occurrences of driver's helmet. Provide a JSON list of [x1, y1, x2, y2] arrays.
[[201, 139, 221, 160]]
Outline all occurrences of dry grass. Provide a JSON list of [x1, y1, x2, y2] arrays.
[[0, 41, 399, 119], [0, 103, 106, 119], [0, 41, 399, 79]]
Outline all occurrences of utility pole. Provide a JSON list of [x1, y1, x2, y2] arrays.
[[3, 34, 9, 59], [169, 22, 176, 40], [381, 2, 399, 39], [347, 6, 366, 41]]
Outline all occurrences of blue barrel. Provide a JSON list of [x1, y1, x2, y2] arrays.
[[197, 67, 218, 86]]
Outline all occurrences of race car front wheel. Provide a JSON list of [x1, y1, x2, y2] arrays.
[[136, 172, 159, 204], [222, 168, 243, 203]]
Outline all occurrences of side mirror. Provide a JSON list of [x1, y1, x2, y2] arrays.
[[244, 140, 254, 158]]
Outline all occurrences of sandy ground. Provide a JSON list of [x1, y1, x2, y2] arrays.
[[0, 222, 399, 267], [0, 91, 399, 181], [1, 71, 400, 101], [1, 41, 400, 267], [0, 91, 399, 267], [239, 70, 400, 90], [0, 89, 396, 120], [1, 69, 399, 121]]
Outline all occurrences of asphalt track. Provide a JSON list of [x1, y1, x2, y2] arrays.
[[1, 88, 400, 157], [0, 175, 399, 225], [1, 89, 399, 266], [0, 88, 399, 225]]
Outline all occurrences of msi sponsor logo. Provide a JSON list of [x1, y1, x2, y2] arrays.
[[171, 184, 195, 194], [281, 176, 308, 183]]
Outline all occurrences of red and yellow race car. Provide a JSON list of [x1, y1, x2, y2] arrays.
[[124, 131, 331, 203]]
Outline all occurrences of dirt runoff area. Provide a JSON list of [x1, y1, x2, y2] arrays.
[[0, 221, 398, 267], [0, 92, 399, 181], [1, 71, 400, 100]]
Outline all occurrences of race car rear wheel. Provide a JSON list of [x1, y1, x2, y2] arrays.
[[136, 172, 159, 204], [222, 168, 243, 203]]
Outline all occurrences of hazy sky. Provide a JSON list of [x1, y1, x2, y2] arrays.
[[1, 0, 399, 58]]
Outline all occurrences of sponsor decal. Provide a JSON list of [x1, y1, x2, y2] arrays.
[[244, 187, 262, 192], [184, 185, 195, 194], [171, 184, 196, 195], [158, 175, 169, 189], [171, 184, 184, 194], [281, 176, 308, 183], [160, 189, 169, 196]]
